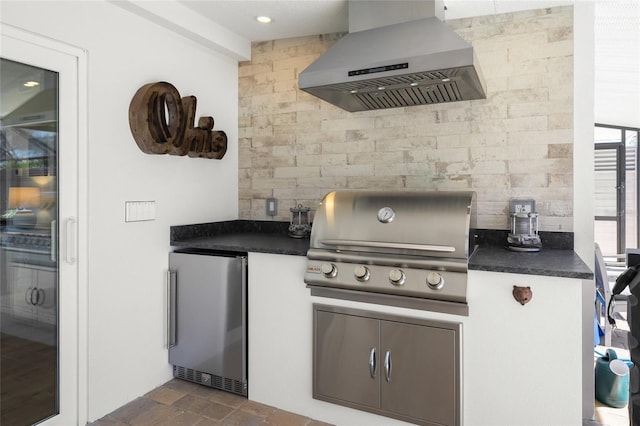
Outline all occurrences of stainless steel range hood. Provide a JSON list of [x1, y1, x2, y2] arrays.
[[298, 2, 486, 112]]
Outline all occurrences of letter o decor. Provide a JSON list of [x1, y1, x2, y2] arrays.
[[128, 81, 227, 159]]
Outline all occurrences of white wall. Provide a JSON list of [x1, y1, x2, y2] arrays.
[[2, 1, 241, 421], [573, 3, 595, 267]]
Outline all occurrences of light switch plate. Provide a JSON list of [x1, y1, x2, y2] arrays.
[[125, 201, 156, 222], [266, 197, 277, 216]]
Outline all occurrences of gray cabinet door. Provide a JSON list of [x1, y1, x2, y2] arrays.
[[380, 320, 459, 426], [314, 310, 380, 410]]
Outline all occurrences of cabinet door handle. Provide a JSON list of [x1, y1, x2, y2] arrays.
[[30, 287, 39, 306], [38, 288, 45, 306], [167, 270, 177, 348], [26, 287, 34, 305], [369, 347, 377, 378], [384, 350, 392, 382]]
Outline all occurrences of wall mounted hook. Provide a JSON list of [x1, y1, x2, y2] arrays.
[[513, 285, 532, 305]]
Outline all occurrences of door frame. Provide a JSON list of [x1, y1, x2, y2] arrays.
[[1, 24, 88, 425], [595, 141, 626, 254]]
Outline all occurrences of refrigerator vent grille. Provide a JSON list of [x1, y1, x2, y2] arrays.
[[173, 365, 247, 396]]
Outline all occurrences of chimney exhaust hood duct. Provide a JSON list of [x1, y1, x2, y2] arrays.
[[298, 1, 486, 112]]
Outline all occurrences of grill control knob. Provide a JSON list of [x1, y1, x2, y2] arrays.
[[321, 263, 338, 278], [389, 269, 405, 286], [354, 265, 370, 281], [426, 272, 444, 290]]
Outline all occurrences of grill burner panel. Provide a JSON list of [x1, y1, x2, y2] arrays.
[[305, 258, 468, 302], [0, 231, 52, 255], [304, 190, 476, 315]]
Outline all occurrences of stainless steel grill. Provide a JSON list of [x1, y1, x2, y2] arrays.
[[304, 190, 476, 315], [0, 231, 52, 255]]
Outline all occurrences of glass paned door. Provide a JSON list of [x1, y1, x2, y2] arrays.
[[595, 124, 640, 257], [1, 58, 59, 426], [1, 26, 80, 426], [594, 143, 625, 255]]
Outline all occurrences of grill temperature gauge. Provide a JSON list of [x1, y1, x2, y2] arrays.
[[377, 207, 395, 223]]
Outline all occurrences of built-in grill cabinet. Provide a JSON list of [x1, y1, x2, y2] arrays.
[[313, 304, 462, 426], [305, 190, 476, 315]]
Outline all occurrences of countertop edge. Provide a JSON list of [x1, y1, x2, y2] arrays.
[[468, 263, 593, 280], [170, 221, 593, 279], [170, 238, 308, 256]]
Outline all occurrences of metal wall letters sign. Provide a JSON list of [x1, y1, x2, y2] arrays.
[[129, 81, 227, 159]]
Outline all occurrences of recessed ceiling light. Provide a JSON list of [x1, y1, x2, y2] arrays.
[[256, 16, 272, 24], [23, 81, 39, 88]]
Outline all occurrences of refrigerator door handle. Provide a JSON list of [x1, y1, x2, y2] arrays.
[[168, 270, 177, 348], [240, 256, 248, 386]]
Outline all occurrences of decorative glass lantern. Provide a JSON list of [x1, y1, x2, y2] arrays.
[[289, 204, 311, 238]]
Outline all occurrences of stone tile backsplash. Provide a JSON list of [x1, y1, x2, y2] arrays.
[[238, 6, 573, 231]]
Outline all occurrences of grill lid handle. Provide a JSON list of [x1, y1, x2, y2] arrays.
[[319, 239, 456, 253]]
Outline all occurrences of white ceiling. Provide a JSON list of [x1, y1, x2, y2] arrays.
[[179, 0, 348, 42], [178, 0, 577, 42]]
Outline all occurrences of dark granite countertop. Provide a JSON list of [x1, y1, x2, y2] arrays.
[[469, 246, 592, 279], [170, 220, 309, 256], [170, 220, 593, 279]]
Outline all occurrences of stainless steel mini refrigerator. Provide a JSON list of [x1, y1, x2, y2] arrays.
[[168, 250, 247, 396]]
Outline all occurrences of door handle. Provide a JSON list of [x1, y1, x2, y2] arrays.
[[167, 270, 177, 348], [50, 220, 57, 262], [65, 217, 77, 264], [369, 347, 377, 379], [384, 350, 392, 382], [26, 287, 35, 305]]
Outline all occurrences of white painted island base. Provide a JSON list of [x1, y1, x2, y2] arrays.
[[248, 252, 589, 426]]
